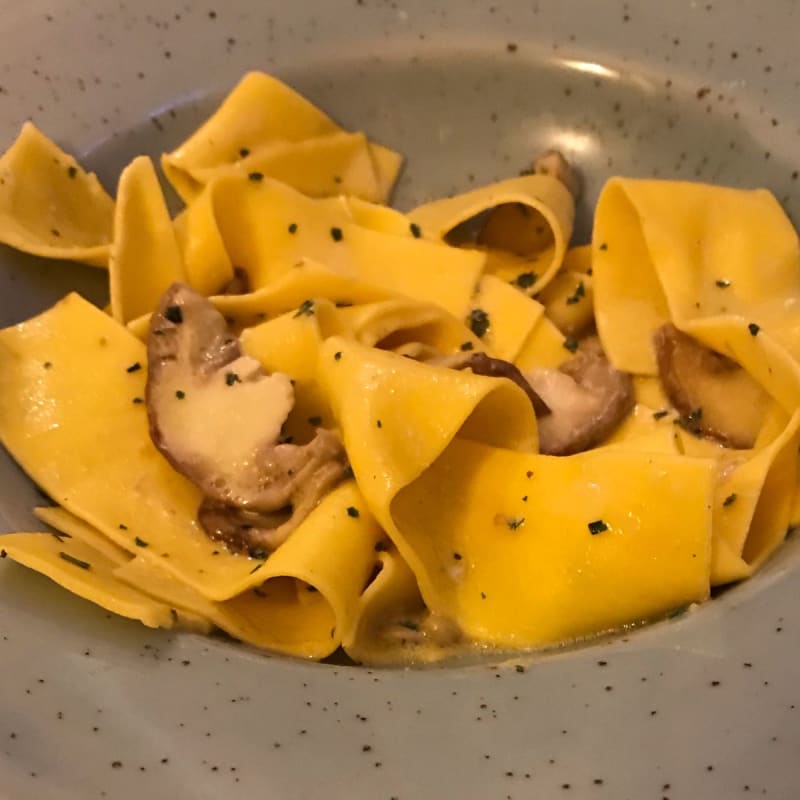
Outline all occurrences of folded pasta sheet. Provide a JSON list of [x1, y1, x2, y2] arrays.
[[1, 72, 800, 665], [0, 123, 113, 266], [318, 337, 713, 648], [161, 71, 403, 205]]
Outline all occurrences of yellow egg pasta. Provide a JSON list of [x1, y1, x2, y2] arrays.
[[110, 156, 187, 323], [0, 73, 798, 665], [0, 122, 114, 266], [161, 71, 403, 205]]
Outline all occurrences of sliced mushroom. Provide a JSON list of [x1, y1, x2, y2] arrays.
[[430, 351, 551, 417], [221, 266, 251, 296], [197, 430, 346, 552], [524, 339, 634, 455], [146, 283, 347, 551], [531, 149, 582, 202], [383, 612, 463, 648], [653, 323, 768, 448]]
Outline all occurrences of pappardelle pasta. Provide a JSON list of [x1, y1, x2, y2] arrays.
[[1, 71, 799, 665]]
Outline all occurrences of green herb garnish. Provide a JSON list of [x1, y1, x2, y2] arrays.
[[59, 552, 91, 570], [588, 519, 609, 535], [468, 308, 490, 338], [294, 299, 315, 318]]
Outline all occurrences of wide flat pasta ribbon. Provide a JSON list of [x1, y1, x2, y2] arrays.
[[188, 131, 392, 205], [26, 497, 381, 659], [173, 176, 486, 320], [318, 336, 713, 649], [109, 156, 186, 323], [0, 508, 210, 632], [0, 122, 114, 266], [593, 178, 800, 373], [409, 174, 574, 295], [677, 316, 800, 582], [162, 71, 402, 205], [0, 293, 379, 607], [342, 548, 445, 666], [391, 438, 713, 648]]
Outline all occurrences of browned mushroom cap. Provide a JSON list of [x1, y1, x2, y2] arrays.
[[524, 339, 634, 455], [653, 323, 768, 448], [146, 283, 348, 551], [430, 351, 550, 417], [531, 149, 582, 202]]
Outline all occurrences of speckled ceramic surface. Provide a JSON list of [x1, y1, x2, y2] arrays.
[[1, 1, 799, 798]]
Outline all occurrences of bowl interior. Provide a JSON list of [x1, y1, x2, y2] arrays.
[[0, 46, 798, 660]]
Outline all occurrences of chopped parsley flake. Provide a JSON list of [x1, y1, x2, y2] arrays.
[[334, 351, 343, 361], [374, 540, 387, 552], [249, 562, 263, 574], [59, 551, 91, 570], [225, 372, 241, 386], [468, 308, 490, 338], [409, 222, 422, 238], [565, 281, 586, 305], [175, 390, 186, 400], [132, 397, 144, 404], [67, 165, 78, 179], [588, 519, 609, 535], [459, 341, 475, 352], [453, 552, 463, 560], [164, 305, 183, 324], [715, 279, 731, 288], [308, 415, 322, 426], [119, 524, 128, 530], [748, 322, 760, 336], [288, 222, 298, 234], [126, 362, 142, 373], [294, 299, 315, 318], [134, 537, 149, 548], [563, 336, 579, 353], [526, 470, 533, 478], [239, 147, 250, 158], [723, 493, 738, 507], [330, 226, 344, 242], [346, 506, 360, 518], [653, 409, 670, 420], [598, 242, 608, 251], [248, 171, 264, 182], [514, 271, 537, 289], [376, 420, 383, 429], [507, 516, 525, 530], [399, 620, 419, 631]]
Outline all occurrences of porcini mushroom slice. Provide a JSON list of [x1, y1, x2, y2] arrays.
[[524, 339, 634, 455], [430, 351, 550, 417], [196, 429, 348, 552], [653, 323, 768, 448], [531, 149, 582, 201], [146, 283, 347, 549]]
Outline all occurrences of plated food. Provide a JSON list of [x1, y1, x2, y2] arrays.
[[0, 71, 798, 665]]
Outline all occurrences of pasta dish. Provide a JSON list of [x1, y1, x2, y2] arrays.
[[0, 72, 798, 664]]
